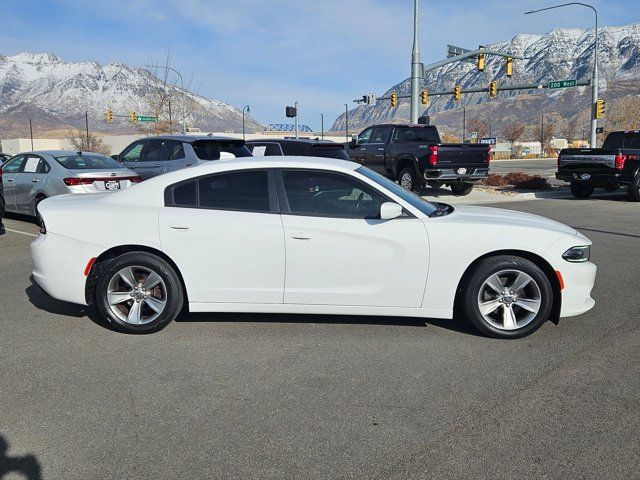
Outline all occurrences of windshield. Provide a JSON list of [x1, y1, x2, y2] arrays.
[[192, 140, 252, 160], [356, 166, 438, 216], [55, 153, 123, 170]]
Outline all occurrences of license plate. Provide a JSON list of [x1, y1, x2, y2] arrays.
[[577, 173, 591, 181], [105, 180, 121, 190], [457, 168, 468, 175]]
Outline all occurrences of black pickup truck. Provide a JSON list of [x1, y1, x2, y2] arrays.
[[556, 130, 640, 201], [346, 123, 490, 195]]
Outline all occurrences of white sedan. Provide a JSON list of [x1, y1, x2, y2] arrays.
[[31, 157, 596, 338]]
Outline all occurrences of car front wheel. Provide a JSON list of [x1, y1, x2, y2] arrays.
[[460, 255, 554, 339], [95, 252, 184, 333]]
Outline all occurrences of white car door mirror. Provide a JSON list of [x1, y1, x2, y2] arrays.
[[380, 202, 403, 220]]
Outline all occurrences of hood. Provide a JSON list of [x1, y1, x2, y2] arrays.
[[445, 205, 579, 236]]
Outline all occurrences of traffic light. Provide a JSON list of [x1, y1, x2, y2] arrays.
[[506, 57, 513, 77], [129, 111, 136, 123], [106, 109, 113, 123], [477, 52, 485, 71], [595, 99, 605, 119], [489, 81, 498, 98], [453, 85, 461, 102], [390, 92, 398, 108], [420, 89, 429, 105], [285, 106, 297, 118]]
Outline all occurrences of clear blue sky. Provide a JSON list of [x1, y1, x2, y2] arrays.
[[0, 0, 634, 129]]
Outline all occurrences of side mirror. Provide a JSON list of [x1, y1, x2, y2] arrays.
[[380, 202, 403, 220], [111, 154, 121, 162], [349, 135, 359, 149]]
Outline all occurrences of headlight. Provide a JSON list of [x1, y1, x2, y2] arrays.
[[562, 246, 590, 263]]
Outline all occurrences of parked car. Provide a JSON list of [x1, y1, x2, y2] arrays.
[[556, 130, 640, 200], [246, 138, 350, 160], [0, 153, 12, 164], [32, 157, 596, 338], [1, 150, 139, 220], [113, 135, 252, 180], [346, 123, 490, 195]]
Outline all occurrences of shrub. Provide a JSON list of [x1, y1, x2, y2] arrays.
[[481, 172, 552, 190], [483, 174, 510, 187]]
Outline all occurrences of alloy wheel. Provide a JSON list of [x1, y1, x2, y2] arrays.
[[400, 172, 413, 190], [106, 266, 168, 325], [476, 269, 542, 331]]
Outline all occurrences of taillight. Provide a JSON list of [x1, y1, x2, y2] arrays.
[[129, 176, 143, 183], [63, 177, 92, 186], [614, 154, 627, 170], [485, 146, 491, 164], [428, 145, 438, 166], [63, 176, 141, 186]]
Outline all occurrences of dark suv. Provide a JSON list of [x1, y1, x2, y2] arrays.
[[245, 138, 350, 160], [114, 135, 252, 180]]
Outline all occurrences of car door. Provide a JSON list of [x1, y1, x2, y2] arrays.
[[1, 155, 25, 211], [366, 126, 392, 173], [13, 155, 51, 213], [119, 140, 147, 177], [159, 169, 285, 304], [162, 140, 190, 173], [349, 127, 373, 164], [133, 139, 167, 179], [278, 169, 429, 307]]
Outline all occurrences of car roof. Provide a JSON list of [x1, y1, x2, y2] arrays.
[[363, 123, 435, 128], [142, 135, 242, 143], [16, 150, 110, 156], [246, 138, 341, 145]]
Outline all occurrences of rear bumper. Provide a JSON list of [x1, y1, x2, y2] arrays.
[[423, 167, 489, 181], [558, 261, 597, 317], [556, 171, 631, 185]]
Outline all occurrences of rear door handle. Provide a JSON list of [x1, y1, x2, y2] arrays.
[[155, 164, 162, 168], [290, 233, 311, 240], [378, 148, 384, 151], [169, 224, 190, 231], [32, 179, 40, 183], [6, 178, 14, 182]]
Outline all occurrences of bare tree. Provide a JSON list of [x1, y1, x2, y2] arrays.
[[561, 120, 579, 143], [606, 95, 640, 132], [66, 129, 110, 155], [441, 132, 462, 143], [534, 121, 555, 156], [502, 121, 526, 158], [466, 118, 489, 140], [140, 51, 204, 135]]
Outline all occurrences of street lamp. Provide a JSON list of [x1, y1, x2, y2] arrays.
[[525, 2, 599, 147], [319, 113, 324, 139], [242, 105, 250, 140]]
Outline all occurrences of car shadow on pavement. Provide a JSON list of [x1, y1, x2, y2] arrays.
[[177, 312, 483, 337], [0, 434, 42, 480]]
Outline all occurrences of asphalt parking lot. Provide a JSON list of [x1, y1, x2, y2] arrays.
[[1, 195, 639, 479]]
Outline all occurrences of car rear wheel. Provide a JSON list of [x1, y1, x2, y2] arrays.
[[95, 252, 184, 334], [627, 173, 640, 202], [450, 182, 474, 196], [460, 255, 553, 339], [570, 182, 595, 199], [398, 167, 418, 192]]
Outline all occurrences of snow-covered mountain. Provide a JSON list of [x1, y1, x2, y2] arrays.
[[0, 52, 262, 136], [331, 23, 640, 133]]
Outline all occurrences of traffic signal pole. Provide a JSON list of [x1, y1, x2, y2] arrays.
[[410, 0, 420, 124]]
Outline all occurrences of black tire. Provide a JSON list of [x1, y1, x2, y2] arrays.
[[627, 173, 640, 202], [450, 182, 474, 196], [397, 166, 418, 192], [459, 255, 554, 339], [427, 181, 444, 189], [94, 252, 184, 334], [570, 182, 595, 199]]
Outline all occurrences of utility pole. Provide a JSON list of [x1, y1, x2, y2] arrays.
[[462, 106, 466, 142], [85, 111, 90, 149], [29, 118, 34, 150], [319, 113, 324, 139], [242, 105, 250, 140], [540, 114, 545, 158], [344, 104, 349, 142], [294, 101, 299, 139], [410, 0, 420, 124]]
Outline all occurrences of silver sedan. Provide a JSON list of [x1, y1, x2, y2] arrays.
[[1, 150, 140, 219]]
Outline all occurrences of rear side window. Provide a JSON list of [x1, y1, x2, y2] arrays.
[[166, 171, 270, 213], [247, 143, 283, 156], [603, 132, 640, 149], [144, 140, 164, 162], [392, 127, 440, 143], [309, 145, 350, 160], [166, 141, 185, 160], [191, 140, 252, 160]]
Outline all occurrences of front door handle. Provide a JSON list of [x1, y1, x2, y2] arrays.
[[155, 164, 162, 168], [290, 233, 311, 240], [169, 224, 190, 231], [6, 178, 14, 182], [378, 148, 384, 151], [32, 179, 40, 183]]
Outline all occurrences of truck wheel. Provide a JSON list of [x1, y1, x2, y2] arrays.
[[427, 181, 444, 189], [570, 182, 595, 199], [627, 173, 640, 202], [450, 182, 474, 196], [398, 167, 418, 192]]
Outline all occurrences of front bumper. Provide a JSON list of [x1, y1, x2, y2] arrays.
[[424, 167, 489, 181], [558, 261, 597, 317]]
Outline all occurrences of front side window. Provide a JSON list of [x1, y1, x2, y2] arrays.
[[144, 140, 164, 162], [2, 156, 25, 173], [281, 170, 386, 219], [121, 141, 145, 162], [370, 126, 391, 144], [357, 128, 373, 145]]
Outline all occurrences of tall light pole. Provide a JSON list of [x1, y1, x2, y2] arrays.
[[242, 105, 250, 140], [319, 113, 324, 139], [410, 0, 420, 124], [344, 104, 349, 142], [525, 2, 599, 147], [294, 101, 299, 139]]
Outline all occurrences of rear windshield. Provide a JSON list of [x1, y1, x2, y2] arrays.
[[602, 132, 640, 149], [309, 144, 350, 160], [191, 140, 252, 160], [55, 153, 122, 169], [392, 127, 440, 143]]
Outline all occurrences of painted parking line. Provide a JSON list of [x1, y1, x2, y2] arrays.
[[5, 228, 38, 238]]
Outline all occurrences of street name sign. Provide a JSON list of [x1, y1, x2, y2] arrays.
[[136, 115, 158, 122], [548, 79, 577, 90]]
